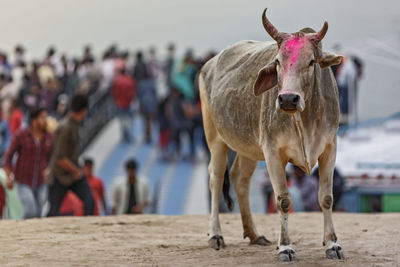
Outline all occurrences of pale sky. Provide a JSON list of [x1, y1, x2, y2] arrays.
[[0, 0, 398, 58]]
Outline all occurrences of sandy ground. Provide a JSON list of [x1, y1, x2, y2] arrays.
[[0, 213, 399, 266]]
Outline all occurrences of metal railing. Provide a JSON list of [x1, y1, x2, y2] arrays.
[[80, 89, 115, 153]]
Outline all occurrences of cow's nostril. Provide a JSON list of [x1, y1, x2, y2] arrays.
[[292, 95, 299, 105], [278, 95, 284, 105]]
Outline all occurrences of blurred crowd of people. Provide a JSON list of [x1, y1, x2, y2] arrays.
[[0, 41, 218, 219], [0, 44, 107, 164], [110, 43, 216, 162], [0, 44, 107, 219]]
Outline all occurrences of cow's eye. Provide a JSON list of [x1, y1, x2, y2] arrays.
[[309, 60, 315, 67]]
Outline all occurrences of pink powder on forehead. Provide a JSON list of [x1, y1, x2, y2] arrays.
[[282, 37, 307, 71]]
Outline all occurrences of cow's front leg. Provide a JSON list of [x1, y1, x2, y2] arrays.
[[231, 155, 271, 246], [318, 142, 345, 260], [265, 150, 296, 262]]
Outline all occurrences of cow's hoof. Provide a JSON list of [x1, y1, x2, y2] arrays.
[[208, 235, 226, 250], [251, 235, 272, 246], [326, 245, 345, 260], [278, 248, 296, 262]]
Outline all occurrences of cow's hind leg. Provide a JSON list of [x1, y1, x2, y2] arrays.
[[207, 137, 228, 250], [264, 150, 296, 262], [231, 155, 271, 246], [200, 83, 229, 250], [318, 142, 345, 260]]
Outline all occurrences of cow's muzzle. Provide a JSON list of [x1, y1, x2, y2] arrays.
[[276, 93, 305, 113]]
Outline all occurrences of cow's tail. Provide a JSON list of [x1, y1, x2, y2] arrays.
[[223, 165, 234, 211]]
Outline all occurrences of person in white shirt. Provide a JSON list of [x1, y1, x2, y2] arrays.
[[111, 159, 150, 215]]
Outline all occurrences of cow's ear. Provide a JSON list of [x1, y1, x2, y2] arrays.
[[253, 62, 277, 96], [318, 52, 343, 69]]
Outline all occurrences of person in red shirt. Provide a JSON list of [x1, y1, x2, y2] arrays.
[[8, 99, 24, 135], [59, 158, 107, 216], [4, 107, 52, 218], [111, 67, 136, 143], [59, 191, 84, 216], [83, 158, 106, 215]]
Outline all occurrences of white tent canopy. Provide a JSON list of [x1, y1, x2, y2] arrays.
[[336, 118, 400, 180]]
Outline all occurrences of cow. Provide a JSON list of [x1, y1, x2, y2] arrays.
[[199, 8, 345, 262]]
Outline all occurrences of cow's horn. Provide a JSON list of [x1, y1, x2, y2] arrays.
[[262, 8, 282, 43], [313, 21, 328, 43]]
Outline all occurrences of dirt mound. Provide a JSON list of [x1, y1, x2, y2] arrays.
[[0, 213, 398, 266]]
